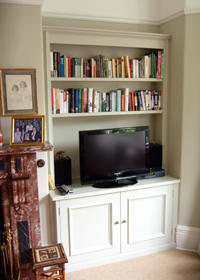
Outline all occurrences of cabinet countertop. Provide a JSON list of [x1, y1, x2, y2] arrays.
[[49, 176, 180, 201]]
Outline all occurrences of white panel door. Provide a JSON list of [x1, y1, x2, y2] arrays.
[[121, 184, 173, 253], [60, 192, 120, 263]]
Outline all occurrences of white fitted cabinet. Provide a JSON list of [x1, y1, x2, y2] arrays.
[[43, 27, 171, 182], [49, 176, 179, 272]]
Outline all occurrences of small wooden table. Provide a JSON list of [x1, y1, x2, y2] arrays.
[[32, 243, 68, 280]]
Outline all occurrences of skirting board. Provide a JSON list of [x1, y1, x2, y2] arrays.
[[176, 225, 200, 251]]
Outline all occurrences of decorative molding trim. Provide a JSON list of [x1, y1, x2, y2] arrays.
[[0, 0, 43, 5], [176, 225, 200, 251], [42, 26, 171, 40], [41, 12, 158, 26], [42, 8, 200, 26]]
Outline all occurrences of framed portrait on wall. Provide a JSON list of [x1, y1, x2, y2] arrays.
[[0, 69, 38, 116], [10, 115, 45, 146]]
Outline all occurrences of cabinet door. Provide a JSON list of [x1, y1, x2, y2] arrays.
[[121, 184, 173, 253], [60, 193, 120, 263]]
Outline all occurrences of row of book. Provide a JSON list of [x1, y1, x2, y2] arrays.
[[50, 51, 164, 79], [51, 88, 162, 114]]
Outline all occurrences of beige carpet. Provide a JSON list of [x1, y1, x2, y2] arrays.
[[66, 249, 200, 280]]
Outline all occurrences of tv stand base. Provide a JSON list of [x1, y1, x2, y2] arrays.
[[93, 178, 138, 188]]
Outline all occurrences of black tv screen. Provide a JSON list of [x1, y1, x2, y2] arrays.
[[79, 126, 150, 188]]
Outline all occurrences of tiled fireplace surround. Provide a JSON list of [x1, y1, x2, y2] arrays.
[[0, 142, 53, 280]]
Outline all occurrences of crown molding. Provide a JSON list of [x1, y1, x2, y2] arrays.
[[42, 26, 172, 41], [42, 11, 158, 26], [0, 0, 44, 5]]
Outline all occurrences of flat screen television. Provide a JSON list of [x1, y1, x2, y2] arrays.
[[79, 126, 150, 188]]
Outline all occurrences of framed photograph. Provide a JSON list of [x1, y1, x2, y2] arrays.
[[10, 115, 45, 146], [0, 69, 38, 116]]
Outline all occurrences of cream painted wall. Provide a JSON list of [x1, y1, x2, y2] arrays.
[[160, 14, 200, 228], [42, 0, 160, 23], [0, 3, 51, 245], [179, 14, 200, 227]]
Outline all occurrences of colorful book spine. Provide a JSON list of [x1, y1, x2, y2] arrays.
[[116, 90, 121, 112], [78, 88, 82, 113], [60, 56, 64, 77], [74, 88, 79, 113], [87, 88, 93, 113], [82, 88, 87, 113]]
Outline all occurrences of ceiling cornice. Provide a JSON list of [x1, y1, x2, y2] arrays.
[[0, 0, 44, 5]]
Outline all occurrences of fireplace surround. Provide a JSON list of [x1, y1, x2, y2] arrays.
[[0, 142, 53, 280]]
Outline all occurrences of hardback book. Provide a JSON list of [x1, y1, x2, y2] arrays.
[[60, 56, 64, 77], [93, 90, 99, 112], [117, 58, 121, 78], [93, 54, 102, 77], [130, 92, 135, 111], [151, 52, 155, 78], [53, 52, 58, 77], [71, 58, 75, 77], [153, 90, 159, 110], [121, 56, 125, 78], [124, 88, 129, 111], [157, 51, 162, 79], [74, 58, 78, 77], [129, 59, 133, 78], [109, 90, 116, 112], [108, 60, 112, 78], [145, 90, 149, 111], [59, 89, 64, 113], [77, 58, 81, 78], [159, 90, 162, 109], [68, 56, 71, 77], [74, 88, 79, 113], [82, 88, 87, 112], [83, 59, 86, 78], [102, 92, 106, 112], [134, 91, 139, 111], [116, 89, 121, 112], [138, 91, 144, 111], [124, 55, 130, 78], [87, 88, 93, 113], [68, 88, 74, 113], [161, 53, 164, 78], [78, 88, 82, 113], [63, 90, 68, 113], [121, 91, 125, 111], [57, 52, 60, 77], [55, 88, 60, 114], [64, 55, 68, 77], [106, 92, 110, 112], [80, 57, 83, 78], [112, 58, 116, 78], [141, 90, 146, 111]]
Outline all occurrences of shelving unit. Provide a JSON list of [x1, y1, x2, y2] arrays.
[[43, 27, 171, 181], [43, 27, 180, 272]]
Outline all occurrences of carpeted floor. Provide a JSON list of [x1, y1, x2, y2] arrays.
[[66, 249, 200, 280]]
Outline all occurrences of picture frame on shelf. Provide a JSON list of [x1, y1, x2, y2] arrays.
[[0, 69, 38, 116], [10, 115, 45, 146]]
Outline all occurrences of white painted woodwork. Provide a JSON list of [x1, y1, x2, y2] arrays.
[[121, 185, 172, 253], [49, 176, 180, 271], [59, 193, 120, 263], [43, 27, 170, 182]]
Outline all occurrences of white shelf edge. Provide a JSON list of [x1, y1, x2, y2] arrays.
[[52, 110, 162, 118], [51, 78, 164, 82]]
